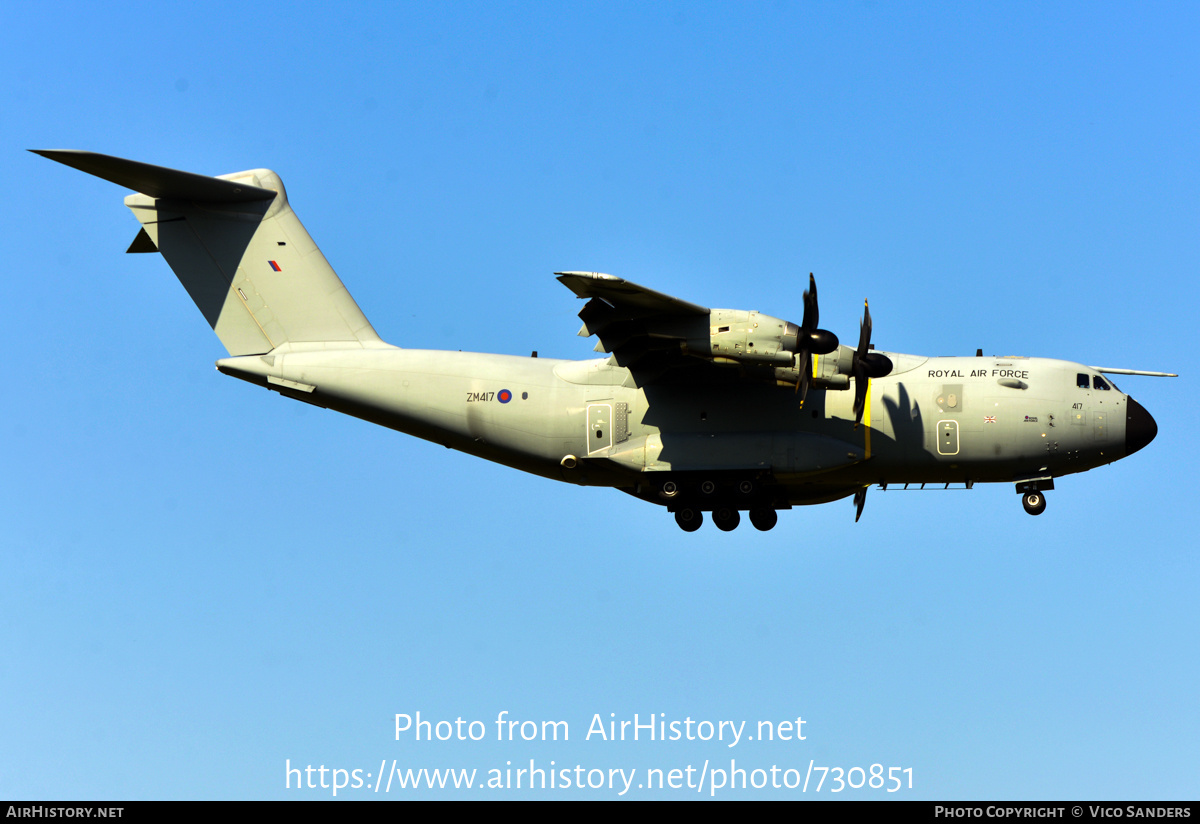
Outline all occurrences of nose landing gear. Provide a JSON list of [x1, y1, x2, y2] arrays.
[[1022, 491, 1047, 516], [1016, 478, 1053, 516]]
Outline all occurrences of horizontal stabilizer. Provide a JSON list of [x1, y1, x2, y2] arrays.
[[31, 150, 276, 202]]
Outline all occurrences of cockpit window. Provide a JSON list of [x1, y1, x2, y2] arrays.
[[1077, 373, 1089, 388], [1093, 376, 1111, 391]]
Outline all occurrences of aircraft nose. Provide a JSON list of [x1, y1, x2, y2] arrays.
[[1125, 397, 1158, 456]]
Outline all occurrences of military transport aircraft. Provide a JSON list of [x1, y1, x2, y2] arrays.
[[36, 150, 1175, 531]]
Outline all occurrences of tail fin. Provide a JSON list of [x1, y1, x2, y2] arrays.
[[33, 150, 382, 356]]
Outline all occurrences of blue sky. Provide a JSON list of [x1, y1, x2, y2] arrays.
[[2, 2, 1197, 800]]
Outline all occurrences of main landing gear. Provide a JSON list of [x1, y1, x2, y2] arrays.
[[671, 505, 779, 532], [662, 477, 781, 532]]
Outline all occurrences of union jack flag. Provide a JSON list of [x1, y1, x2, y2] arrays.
[[984, 416, 996, 423]]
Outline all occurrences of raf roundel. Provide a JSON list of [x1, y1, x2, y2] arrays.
[[498, 389, 512, 404]]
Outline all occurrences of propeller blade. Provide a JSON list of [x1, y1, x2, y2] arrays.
[[850, 299, 892, 425], [856, 300, 872, 360], [795, 350, 813, 407], [795, 273, 817, 407], [800, 273, 838, 355], [852, 300, 871, 427], [853, 486, 867, 522], [852, 368, 869, 427], [802, 273, 819, 333], [796, 273, 838, 408]]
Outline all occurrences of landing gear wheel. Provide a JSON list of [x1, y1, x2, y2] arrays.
[[749, 508, 778, 531], [659, 480, 680, 500], [737, 479, 756, 496], [674, 507, 703, 532], [699, 479, 718, 496], [1022, 491, 1047, 516], [713, 507, 741, 532]]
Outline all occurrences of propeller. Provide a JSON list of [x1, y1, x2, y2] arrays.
[[794, 273, 839, 407], [851, 300, 893, 428], [853, 486, 868, 522]]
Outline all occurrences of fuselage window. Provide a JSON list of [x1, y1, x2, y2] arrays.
[[1077, 373, 1089, 388], [1093, 376, 1111, 391]]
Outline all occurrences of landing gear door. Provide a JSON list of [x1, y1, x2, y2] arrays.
[[587, 403, 613, 455]]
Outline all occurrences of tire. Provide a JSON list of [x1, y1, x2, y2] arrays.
[[713, 507, 741, 532], [1022, 491, 1047, 516], [675, 507, 703, 532], [749, 508, 778, 531]]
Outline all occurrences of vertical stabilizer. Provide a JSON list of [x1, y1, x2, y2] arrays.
[[34, 150, 383, 356]]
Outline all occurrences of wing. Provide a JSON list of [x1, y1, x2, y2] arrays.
[[556, 271, 712, 374]]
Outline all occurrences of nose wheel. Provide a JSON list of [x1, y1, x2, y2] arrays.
[[1016, 478, 1053, 516], [1022, 491, 1047, 516]]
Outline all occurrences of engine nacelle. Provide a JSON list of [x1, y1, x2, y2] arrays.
[[687, 309, 839, 366], [772, 345, 879, 390], [702, 310, 798, 365]]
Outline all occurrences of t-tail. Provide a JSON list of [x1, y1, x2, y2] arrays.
[[33, 150, 385, 356]]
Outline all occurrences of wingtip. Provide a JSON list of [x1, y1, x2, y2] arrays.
[[555, 271, 619, 281], [29, 148, 84, 159]]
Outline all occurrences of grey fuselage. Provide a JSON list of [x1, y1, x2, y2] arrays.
[[216, 345, 1153, 509]]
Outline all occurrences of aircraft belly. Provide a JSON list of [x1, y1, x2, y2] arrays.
[[596, 431, 864, 475]]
